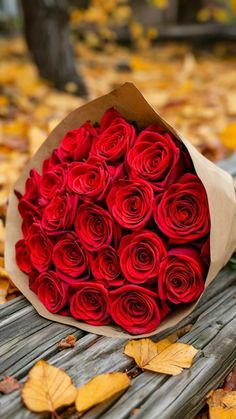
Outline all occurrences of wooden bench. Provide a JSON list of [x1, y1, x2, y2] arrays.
[[1, 154, 236, 419]]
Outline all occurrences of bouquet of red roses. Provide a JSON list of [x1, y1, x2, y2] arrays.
[[6, 83, 236, 338]]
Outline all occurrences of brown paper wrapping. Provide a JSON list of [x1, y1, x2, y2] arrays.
[[5, 83, 236, 338]]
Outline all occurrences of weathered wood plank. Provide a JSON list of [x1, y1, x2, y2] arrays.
[[0, 267, 235, 419]]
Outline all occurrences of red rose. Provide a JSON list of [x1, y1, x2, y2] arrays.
[[18, 200, 40, 236], [127, 125, 186, 192], [90, 111, 136, 163], [109, 285, 161, 334], [39, 164, 67, 201], [15, 239, 32, 274], [42, 192, 78, 233], [91, 245, 122, 287], [74, 202, 113, 251], [67, 157, 110, 201], [58, 121, 97, 162], [119, 230, 167, 285], [42, 149, 61, 173], [201, 237, 210, 266], [22, 169, 41, 205], [98, 107, 123, 132], [27, 224, 53, 272], [69, 282, 110, 325], [107, 180, 153, 230], [52, 233, 88, 283], [154, 173, 210, 243], [158, 247, 205, 304], [34, 271, 68, 313]]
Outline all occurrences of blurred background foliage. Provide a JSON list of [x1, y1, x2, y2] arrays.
[[0, 0, 236, 301]]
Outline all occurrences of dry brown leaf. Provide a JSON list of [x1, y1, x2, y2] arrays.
[[207, 389, 236, 419], [22, 360, 77, 413], [124, 338, 172, 368], [75, 372, 130, 412], [144, 342, 198, 375], [58, 335, 77, 350], [224, 367, 236, 391], [0, 375, 20, 394], [124, 325, 193, 369], [125, 338, 197, 376]]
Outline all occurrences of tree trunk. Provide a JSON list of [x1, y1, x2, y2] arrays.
[[20, 0, 87, 97]]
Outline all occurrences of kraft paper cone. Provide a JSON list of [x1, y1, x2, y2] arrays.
[[5, 83, 236, 338]]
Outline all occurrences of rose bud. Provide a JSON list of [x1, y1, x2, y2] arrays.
[[158, 247, 205, 304], [109, 285, 161, 334], [27, 223, 53, 272], [126, 125, 187, 192], [39, 163, 67, 201], [107, 180, 153, 230], [42, 192, 78, 233], [15, 239, 32, 274], [52, 233, 88, 283], [90, 110, 136, 164], [69, 282, 110, 325], [118, 230, 167, 285], [74, 202, 113, 251], [154, 173, 210, 243], [57, 121, 97, 162], [34, 271, 68, 313], [68, 157, 110, 201], [90, 245, 122, 287]]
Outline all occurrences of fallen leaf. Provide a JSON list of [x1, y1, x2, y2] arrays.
[[75, 372, 130, 412], [222, 391, 236, 409], [124, 338, 172, 368], [58, 335, 77, 350], [125, 338, 197, 376], [224, 367, 236, 391], [124, 324, 193, 369], [22, 360, 77, 413], [145, 342, 198, 375], [0, 376, 20, 394], [207, 389, 236, 419], [219, 123, 236, 150]]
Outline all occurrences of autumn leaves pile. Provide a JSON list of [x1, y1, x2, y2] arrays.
[[15, 108, 210, 334]]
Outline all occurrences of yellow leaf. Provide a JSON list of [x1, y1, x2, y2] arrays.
[[207, 389, 236, 419], [76, 372, 130, 412], [144, 342, 198, 375], [124, 338, 170, 368], [125, 339, 198, 376], [0, 278, 9, 304], [222, 391, 236, 409], [151, 0, 168, 9], [213, 8, 229, 23], [219, 123, 236, 150], [124, 325, 193, 369], [22, 360, 77, 413], [197, 8, 211, 22]]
